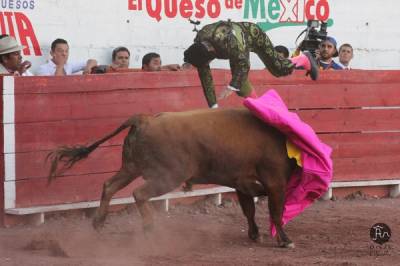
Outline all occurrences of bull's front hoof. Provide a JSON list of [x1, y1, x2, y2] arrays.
[[248, 231, 260, 242], [278, 241, 295, 248]]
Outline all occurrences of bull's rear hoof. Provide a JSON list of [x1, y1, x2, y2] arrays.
[[92, 217, 105, 231], [143, 223, 154, 233]]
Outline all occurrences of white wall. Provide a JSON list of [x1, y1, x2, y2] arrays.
[[1, 0, 399, 72]]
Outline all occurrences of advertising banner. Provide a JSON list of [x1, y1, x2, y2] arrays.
[[1, 0, 399, 72]]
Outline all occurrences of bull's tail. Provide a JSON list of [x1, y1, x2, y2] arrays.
[[47, 115, 145, 184]]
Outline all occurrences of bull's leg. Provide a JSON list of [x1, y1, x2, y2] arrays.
[[268, 185, 293, 248], [267, 187, 293, 248], [132, 178, 181, 232], [93, 168, 137, 229], [236, 190, 259, 241], [259, 169, 293, 248]]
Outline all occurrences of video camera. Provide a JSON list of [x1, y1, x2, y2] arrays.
[[297, 20, 328, 56]]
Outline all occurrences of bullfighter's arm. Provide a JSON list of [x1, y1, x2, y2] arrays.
[[197, 65, 217, 108]]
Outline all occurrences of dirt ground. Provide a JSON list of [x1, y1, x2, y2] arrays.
[[0, 195, 399, 266]]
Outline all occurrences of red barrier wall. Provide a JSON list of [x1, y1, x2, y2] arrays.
[[1, 70, 400, 223], [0, 77, 4, 224]]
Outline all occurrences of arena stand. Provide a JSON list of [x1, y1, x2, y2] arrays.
[[1, 70, 400, 226]]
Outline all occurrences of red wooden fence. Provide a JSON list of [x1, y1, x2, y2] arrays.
[[1, 70, 400, 226]]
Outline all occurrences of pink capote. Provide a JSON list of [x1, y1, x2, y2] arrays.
[[243, 90, 333, 236]]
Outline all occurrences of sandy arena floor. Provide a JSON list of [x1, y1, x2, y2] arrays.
[[0, 195, 399, 266]]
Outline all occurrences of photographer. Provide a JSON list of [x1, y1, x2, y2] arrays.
[[317, 37, 343, 70], [295, 20, 342, 71]]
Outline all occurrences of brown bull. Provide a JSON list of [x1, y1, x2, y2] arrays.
[[47, 108, 297, 248]]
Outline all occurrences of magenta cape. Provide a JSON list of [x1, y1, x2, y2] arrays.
[[243, 90, 333, 236]]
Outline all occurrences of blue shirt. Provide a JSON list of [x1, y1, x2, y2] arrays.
[[319, 60, 343, 70]]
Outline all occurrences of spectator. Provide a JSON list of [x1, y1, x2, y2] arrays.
[[0, 36, 33, 76], [111, 46, 130, 69], [142, 52, 180, 71], [36, 38, 97, 76], [142, 52, 161, 71], [275, 45, 289, 59], [91, 46, 131, 73], [318, 36, 343, 70], [338, 43, 353, 70]]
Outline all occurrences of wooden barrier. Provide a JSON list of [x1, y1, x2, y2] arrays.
[[1, 70, 400, 226]]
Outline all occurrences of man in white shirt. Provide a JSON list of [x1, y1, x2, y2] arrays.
[[0, 35, 33, 76], [36, 38, 97, 76], [338, 43, 354, 70]]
